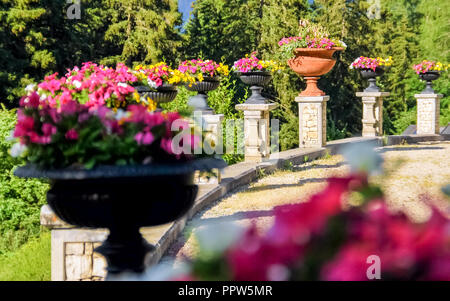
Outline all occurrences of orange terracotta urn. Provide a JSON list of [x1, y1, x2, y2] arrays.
[[288, 47, 344, 96]]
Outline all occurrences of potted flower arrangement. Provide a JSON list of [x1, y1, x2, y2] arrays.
[[11, 63, 226, 278], [279, 19, 347, 96], [350, 56, 393, 92], [413, 60, 449, 94], [134, 62, 190, 104], [233, 52, 284, 104], [178, 59, 229, 113]]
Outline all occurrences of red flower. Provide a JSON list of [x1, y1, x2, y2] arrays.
[[19, 92, 41, 108], [321, 244, 373, 281], [65, 129, 79, 140]]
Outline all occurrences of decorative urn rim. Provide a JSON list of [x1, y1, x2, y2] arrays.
[[135, 84, 178, 92], [419, 70, 441, 77], [235, 71, 272, 77], [196, 75, 221, 82], [14, 157, 227, 180], [293, 47, 345, 52], [360, 67, 385, 78], [185, 76, 221, 94], [292, 47, 345, 57]]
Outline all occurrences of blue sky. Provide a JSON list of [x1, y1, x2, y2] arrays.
[[179, 0, 195, 25]]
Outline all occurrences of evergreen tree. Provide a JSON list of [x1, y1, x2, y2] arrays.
[[101, 0, 183, 66], [313, 0, 374, 136], [0, 0, 56, 104], [183, 0, 261, 65], [370, 0, 420, 133]]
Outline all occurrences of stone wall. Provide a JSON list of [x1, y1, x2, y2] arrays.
[[64, 242, 106, 281]]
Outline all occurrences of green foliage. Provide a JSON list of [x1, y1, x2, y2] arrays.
[[0, 107, 48, 254], [160, 85, 195, 115], [183, 0, 261, 65], [0, 231, 51, 281], [327, 118, 348, 141], [163, 77, 247, 165], [209, 77, 247, 165], [101, 0, 183, 66]]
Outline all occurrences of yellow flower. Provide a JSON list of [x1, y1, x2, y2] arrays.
[[133, 91, 141, 103], [146, 97, 157, 112], [217, 63, 230, 76]]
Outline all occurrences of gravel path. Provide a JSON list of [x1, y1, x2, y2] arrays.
[[163, 142, 450, 263]]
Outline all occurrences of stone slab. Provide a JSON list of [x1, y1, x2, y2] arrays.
[[294, 96, 330, 103], [414, 94, 443, 99], [356, 92, 390, 97], [402, 125, 417, 135], [235, 103, 278, 111]]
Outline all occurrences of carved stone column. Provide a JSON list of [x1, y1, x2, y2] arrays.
[[236, 103, 278, 163], [356, 92, 390, 137]]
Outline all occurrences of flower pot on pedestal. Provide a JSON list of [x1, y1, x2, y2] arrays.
[[288, 48, 344, 96], [419, 71, 441, 94], [135, 84, 178, 104], [185, 76, 221, 113], [236, 71, 272, 104], [14, 158, 226, 279], [360, 67, 385, 92]]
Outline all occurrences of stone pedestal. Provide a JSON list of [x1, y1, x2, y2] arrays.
[[191, 113, 224, 184], [236, 103, 278, 163], [356, 92, 390, 137], [415, 93, 442, 135], [295, 96, 329, 148]]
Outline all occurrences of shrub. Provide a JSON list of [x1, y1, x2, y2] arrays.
[[0, 231, 51, 281], [0, 106, 49, 254]]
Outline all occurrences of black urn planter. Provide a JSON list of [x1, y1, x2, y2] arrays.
[[185, 76, 221, 113], [135, 84, 178, 104], [14, 158, 226, 279], [419, 71, 441, 94], [237, 71, 272, 104], [360, 67, 385, 92]]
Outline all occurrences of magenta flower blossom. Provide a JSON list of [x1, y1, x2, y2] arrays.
[[135, 131, 155, 146], [19, 92, 41, 108], [42, 123, 57, 137], [65, 129, 79, 140]]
